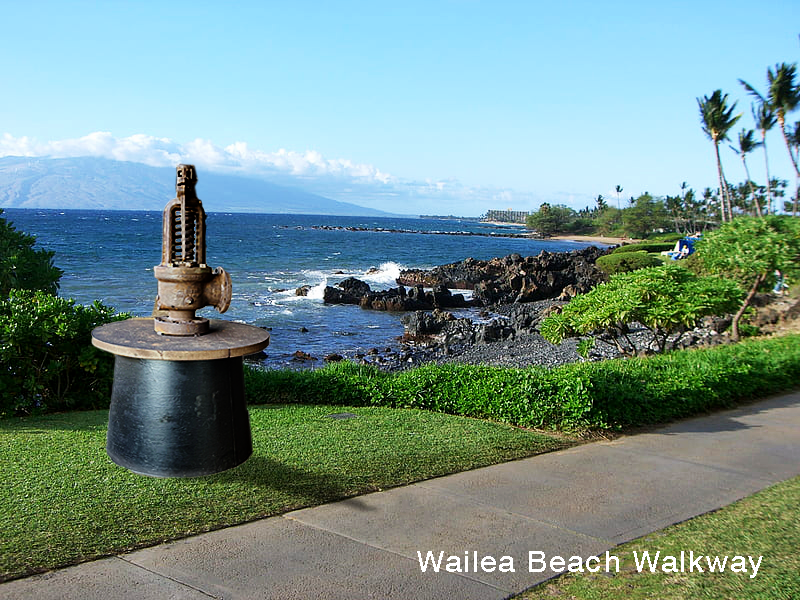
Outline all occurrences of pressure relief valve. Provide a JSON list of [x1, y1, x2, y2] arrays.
[[153, 164, 231, 335]]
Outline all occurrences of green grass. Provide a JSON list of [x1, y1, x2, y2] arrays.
[[0, 404, 570, 582], [516, 476, 800, 600]]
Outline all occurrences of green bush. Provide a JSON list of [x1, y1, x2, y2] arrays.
[[244, 333, 800, 431], [0, 290, 126, 417], [596, 251, 662, 275], [540, 264, 742, 354], [643, 232, 684, 242], [0, 209, 63, 297], [611, 241, 675, 254]]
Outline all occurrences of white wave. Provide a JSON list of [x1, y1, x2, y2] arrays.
[[306, 280, 327, 300], [361, 261, 404, 288]]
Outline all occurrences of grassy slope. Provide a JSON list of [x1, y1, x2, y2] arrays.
[[0, 404, 569, 582]]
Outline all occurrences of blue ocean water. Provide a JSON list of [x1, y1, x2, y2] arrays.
[[3, 209, 600, 367]]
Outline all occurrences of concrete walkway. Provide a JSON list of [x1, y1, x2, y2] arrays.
[[3, 391, 799, 600]]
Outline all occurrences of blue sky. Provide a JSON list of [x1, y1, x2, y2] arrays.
[[1, 0, 798, 215]]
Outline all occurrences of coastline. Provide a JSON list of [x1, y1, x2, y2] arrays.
[[548, 234, 638, 245]]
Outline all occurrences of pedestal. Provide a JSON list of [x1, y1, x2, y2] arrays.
[[91, 318, 270, 478]]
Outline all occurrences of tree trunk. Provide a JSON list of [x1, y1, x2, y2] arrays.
[[714, 140, 731, 221], [778, 114, 800, 178], [741, 156, 762, 217], [731, 273, 766, 342], [761, 130, 772, 214], [776, 115, 800, 218]]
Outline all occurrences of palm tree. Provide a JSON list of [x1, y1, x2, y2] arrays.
[[741, 63, 800, 215], [697, 90, 741, 221], [751, 102, 777, 213], [614, 185, 623, 210], [595, 194, 607, 211], [729, 129, 763, 216]]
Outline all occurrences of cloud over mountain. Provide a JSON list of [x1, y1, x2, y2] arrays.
[[0, 132, 585, 215]]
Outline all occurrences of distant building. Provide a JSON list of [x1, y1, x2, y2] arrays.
[[482, 209, 531, 224]]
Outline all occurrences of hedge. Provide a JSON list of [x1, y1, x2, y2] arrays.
[[244, 334, 800, 431], [612, 242, 675, 254], [595, 251, 663, 275]]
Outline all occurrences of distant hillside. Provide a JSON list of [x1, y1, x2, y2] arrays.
[[0, 156, 392, 216]]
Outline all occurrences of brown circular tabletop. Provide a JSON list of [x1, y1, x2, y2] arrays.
[[92, 318, 270, 361]]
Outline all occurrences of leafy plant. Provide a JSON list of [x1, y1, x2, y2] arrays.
[[596, 251, 662, 275], [611, 242, 676, 254], [525, 203, 577, 236], [0, 290, 127, 417], [622, 193, 671, 238], [691, 215, 800, 340], [0, 209, 63, 297], [540, 264, 742, 355]]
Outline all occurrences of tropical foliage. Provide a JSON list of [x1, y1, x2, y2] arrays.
[[690, 216, 800, 340], [525, 203, 582, 236], [0, 209, 63, 297], [539, 264, 742, 356], [740, 62, 800, 216], [595, 251, 662, 275], [0, 290, 125, 417], [697, 90, 741, 222]]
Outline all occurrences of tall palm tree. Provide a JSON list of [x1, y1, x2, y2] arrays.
[[697, 90, 741, 222], [595, 194, 607, 211], [614, 185, 623, 210], [751, 102, 777, 213], [741, 63, 800, 215], [730, 129, 764, 217]]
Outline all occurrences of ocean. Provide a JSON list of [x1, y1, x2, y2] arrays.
[[3, 209, 600, 367]]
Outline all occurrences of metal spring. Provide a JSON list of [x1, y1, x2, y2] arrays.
[[170, 208, 199, 264]]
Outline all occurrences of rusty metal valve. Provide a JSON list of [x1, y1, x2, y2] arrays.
[[153, 164, 232, 335]]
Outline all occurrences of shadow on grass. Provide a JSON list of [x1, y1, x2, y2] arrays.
[[211, 455, 357, 506]]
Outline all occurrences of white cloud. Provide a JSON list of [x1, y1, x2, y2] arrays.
[[0, 131, 592, 215], [0, 132, 392, 183]]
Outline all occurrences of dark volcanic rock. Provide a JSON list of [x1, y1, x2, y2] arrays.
[[401, 309, 458, 336], [323, 277, 372, 304], [321, 277, 472, 312], [360, 284, 471, 312], [397, 247, 608, 305]]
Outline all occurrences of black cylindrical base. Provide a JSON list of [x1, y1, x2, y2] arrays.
[[106, 356, 252, 477]]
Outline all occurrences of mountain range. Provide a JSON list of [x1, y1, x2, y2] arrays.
[[0, 156, 394, 216]]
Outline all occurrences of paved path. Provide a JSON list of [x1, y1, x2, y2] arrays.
[[2, 391, 799, 599]]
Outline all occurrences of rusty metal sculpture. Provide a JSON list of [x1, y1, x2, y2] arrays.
[[154, 164, 231, 335], [91, 165, 269, 477]]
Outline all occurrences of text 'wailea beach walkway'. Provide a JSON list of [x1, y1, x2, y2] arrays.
[[2, 391, 798, 599]]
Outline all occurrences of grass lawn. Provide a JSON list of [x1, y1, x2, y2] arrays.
[[0, 404, 571, 582], [516, 475, 800, 600]]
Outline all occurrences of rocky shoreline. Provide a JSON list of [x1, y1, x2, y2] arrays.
[[285, 247, 610, 370], [276, 247, 799, 372]]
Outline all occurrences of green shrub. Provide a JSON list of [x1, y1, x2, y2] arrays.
[[244, 333, 800, 431], [643, 232, 684, 242], [691, 216, 800, 340], [0, 209, 63, 297], [540, 264, 742, 354], [596, 251, 663, 275], [611, 241, 675, 254], [0, 290, 126, 417]]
